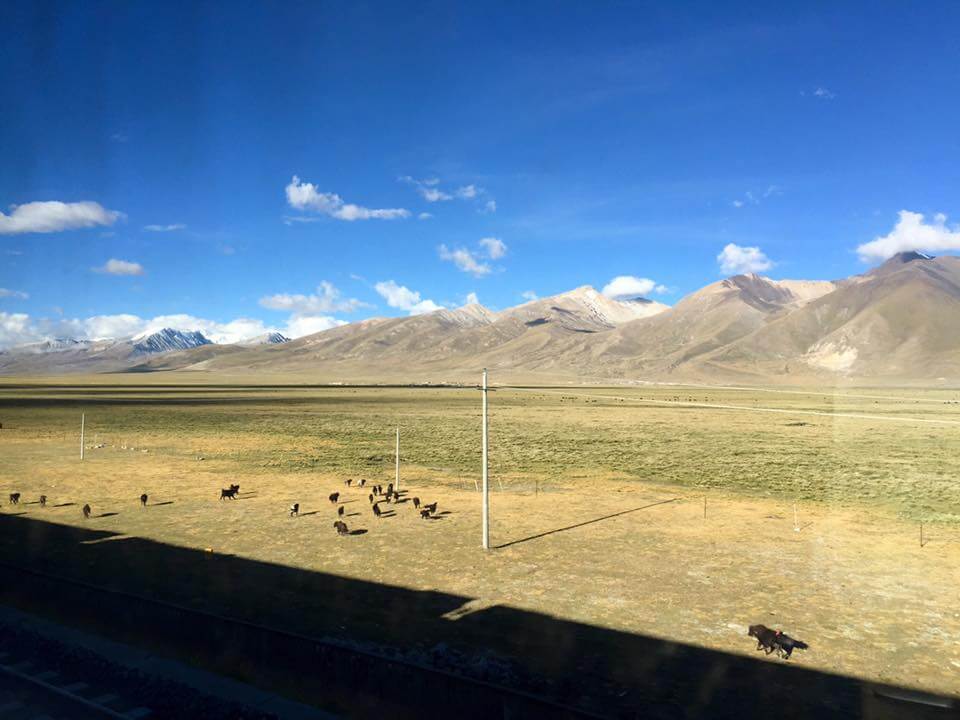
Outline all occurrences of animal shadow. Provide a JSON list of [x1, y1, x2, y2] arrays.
[[299, 511, 319, 517], [378, 510, 397, 518], [348, 529, 368, 536], [52, 503, 76, 508], [96, 512, 119, 518], [150, 501, 174, 507]]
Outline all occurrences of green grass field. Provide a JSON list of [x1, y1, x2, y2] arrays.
[[3, 381, 959, 522], [1, 379, 959, 700]]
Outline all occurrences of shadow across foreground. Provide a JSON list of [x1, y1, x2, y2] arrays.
[[0, 513, 955, 720]]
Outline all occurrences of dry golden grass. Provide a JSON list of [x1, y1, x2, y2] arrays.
[[1, 380, 959, 697]]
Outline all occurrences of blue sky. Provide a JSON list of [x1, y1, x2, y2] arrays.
[[3, 1, 960, 345]]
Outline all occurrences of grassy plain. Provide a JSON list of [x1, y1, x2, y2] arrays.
[[1, 378, 959, 701]]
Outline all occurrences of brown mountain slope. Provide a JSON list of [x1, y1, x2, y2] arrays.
[[698, 253, 960, 378]]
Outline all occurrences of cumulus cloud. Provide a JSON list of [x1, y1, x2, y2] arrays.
[[259, 281, 369, 314], [258, 281, 366, 339], [418, 212, 433, 220], [0, 288, 28, 300], [481, 200, 497, 214], [856, 210, 960, 263], [0, 308, 348, 350], [0, 312, 38, 348], [521, 290, 538, 302], [286, 176, 409, 221], [374, 280, 442, 315], [479, 237, 507, 259], [143, 223, 186, 232], [0, 200, 123, 235], [455, 184, 479, 199], [813, 87, 836, 99], [465, 292, 479, 305], [285, 315, 347, 337], [438, 244, 491, 277], [601, 276, 666, 299], [717, 243, 773, 275], [94, 259, 144, 276]]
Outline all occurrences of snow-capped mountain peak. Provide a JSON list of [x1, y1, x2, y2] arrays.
[[131, 328, 212, 356]]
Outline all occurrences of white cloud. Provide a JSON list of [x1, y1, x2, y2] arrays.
[[418, 212, 433, 220], [0, 288, 28, 300], [601, 276, 663, 299], [0, 308, 349, 350], [259, 281, 369, 314], [400, 176, 489, 207], [0, 312, 34, 348], [94, 258, 144, 276], [521, 290, 538, 302], [438, 244, 491, 277], [0, 201, 123, 235], [481, 199, 497, 214], [374, 280, 442, 315], [465, 292, 479, 305], [285, 176, 409, 221], [856, 210, 960, 263], [717, 243, 773, 275], [144, 223, 186, 232], [813, 87, 836, 100], [479, 237, 507, 259], [285, 315, 347, 337], [398, 176, 452, 202], [732, 200, 745, 208]]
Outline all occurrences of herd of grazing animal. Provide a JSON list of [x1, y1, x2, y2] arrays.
[[4, 473, 443, 541], [283, 478, 441, 535]]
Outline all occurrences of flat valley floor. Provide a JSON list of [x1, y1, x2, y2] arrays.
[[1, 379, 959, 703]]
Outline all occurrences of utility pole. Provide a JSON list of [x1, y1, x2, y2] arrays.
[[482, 368, 490, 550], [80, 413, 85, 460], [395, 426, 400, 489]]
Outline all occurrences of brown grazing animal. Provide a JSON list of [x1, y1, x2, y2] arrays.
[[368, 493, 374, 504], [9, 493, 20, 505], [372, 503, 382, 518], [290, 503, 299, 517], [748, 625, 779, 655], [140, 493, 148, 507], [345, 479, 352, 487], [220, 487, 237, 500], [334, 520, 349, 536], [423, 502, 437, 514], [773, 631, 809, 659], [82, 503, 91, 519], [412, 497, 421, 509], [39, 495, 47, 507], [329, 492, 340, 504], [420, 509, 431, 520], [338, 505, 345, 517], [230, 483, 240, 493], [386, 483, 393, 497], [358, 479, 366, 488]]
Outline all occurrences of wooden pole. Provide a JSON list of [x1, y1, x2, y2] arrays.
[[395, 426, 400, 490], [80, 413, 85, 460], [482, 368, 489, 550], [920, 523, 923, 548], [794, 502, 799, 532], [703, 495, 706, 519]]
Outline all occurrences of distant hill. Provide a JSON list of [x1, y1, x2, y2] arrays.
[[3, 254, 960, 384]]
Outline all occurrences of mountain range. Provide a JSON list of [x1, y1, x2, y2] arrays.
[[3, 252, 959, 383]]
